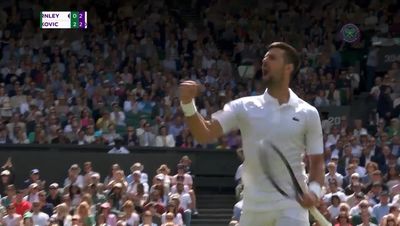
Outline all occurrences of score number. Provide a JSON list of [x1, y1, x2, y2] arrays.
[[70, 11, 87, 29]]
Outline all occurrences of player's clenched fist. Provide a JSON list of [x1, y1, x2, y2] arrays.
[[179, 80, 201, 104]]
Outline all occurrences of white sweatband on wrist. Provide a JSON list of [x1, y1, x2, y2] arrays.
[[180, 99, 197, 117], [309, 181, 322, 199]]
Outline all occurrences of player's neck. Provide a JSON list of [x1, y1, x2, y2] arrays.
[[267, 86, 290, 105]]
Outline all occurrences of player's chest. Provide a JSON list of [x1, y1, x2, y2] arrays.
[[242, 106, 307, 138]]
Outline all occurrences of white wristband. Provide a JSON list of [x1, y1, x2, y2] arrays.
[[308, 181, 322, 199], [180, 99, 197, 117]]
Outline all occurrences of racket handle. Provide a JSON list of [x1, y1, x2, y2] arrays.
[[309, 207, 331, 226]]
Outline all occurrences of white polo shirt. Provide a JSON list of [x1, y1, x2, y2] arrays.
[[212, 88, 323, 213]]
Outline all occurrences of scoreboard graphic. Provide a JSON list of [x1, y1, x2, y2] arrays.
[[40, 11, 87, 29]]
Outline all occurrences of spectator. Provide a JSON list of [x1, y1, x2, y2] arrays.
[[123, 126, 139, 146], [121, 200, 140, 226], [46, 183, 62, 207], [38, 190, 53, 217], [31, 201, 49, 226], [100, 202, 118, 225], [161, 202, 183, 226], [50, 203, 72, 226], [0, 162, 14, 196], [334, 210, 352, 226], [155, 125, 175, 147], [326, 161, 344, 188], [110, 103, 126, 127], [372, 191, 390, 223], [76, 201, 95, 226], [23, 169, 44, 191], [140, 210, 157, 226], [108, 138, 130, 154], [2, 204, 22, 226], [138, 122, 156, 147], [14, 190, 31, 216], [64, 164, 84, 189]]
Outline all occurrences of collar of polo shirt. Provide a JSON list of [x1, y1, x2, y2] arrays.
[[263, 88, 299, 107]]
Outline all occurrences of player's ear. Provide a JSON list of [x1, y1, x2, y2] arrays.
[[285, 64, 294, 76]]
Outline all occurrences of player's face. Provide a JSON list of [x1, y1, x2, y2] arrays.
[[262, 48, 286, 86]]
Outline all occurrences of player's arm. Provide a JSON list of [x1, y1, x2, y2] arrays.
[[184, 113, 223, 144], [306, 108, 325, 199], [179, 80, 237, 144]]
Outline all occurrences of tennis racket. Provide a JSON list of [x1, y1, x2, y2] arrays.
[[258, 140, 331, 226]]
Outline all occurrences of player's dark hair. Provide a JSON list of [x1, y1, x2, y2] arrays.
[[267, 42, 300, 78]]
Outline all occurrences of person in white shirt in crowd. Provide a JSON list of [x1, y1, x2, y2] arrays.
[[82, 161, 99, 188], [108, 138, 130, 154], [325, 126, 340, 148], [103, 124, 122, 145], [353, 119, 368, 140], [122, 200, 140, 226], [170, 187, 191, 226], [2, 204, 21, 226], [63, 164, 84, 189], [154, 164, 173, 197], [155, 126, 176, 147], [110, 102, 126, 126], [25, 183, 40, 203], [343, 165, 359, 189], [327, 195, 341, 222], [349, 199, 373, 217], [325, 161, 344, 188], [138, 122, 156, 147], [171, 164, 198, 215], [323, 179, 347, 204], [161, 201, 183, 226], [127, 162, 148, 185], [123, 91, 139, 114], [314, 89, 330, 107], [350, 136, 363, 158], [31, 201, 49, 226], [170, 175, 190, 195], [127, 170, 149, 196]]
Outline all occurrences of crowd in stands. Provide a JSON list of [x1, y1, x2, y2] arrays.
[[0, 0, 399, 225], [0, 0, 397, 150], [0, 156, 197, 226]]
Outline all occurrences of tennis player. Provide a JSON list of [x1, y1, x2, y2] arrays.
[[179, 42, 325, 226]]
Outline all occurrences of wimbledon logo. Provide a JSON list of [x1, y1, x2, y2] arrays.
[[340, 23, 360, 43]]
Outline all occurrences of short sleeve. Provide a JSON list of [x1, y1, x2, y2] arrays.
[[305, 108, 324, 155], [211, 100, 241, 134]]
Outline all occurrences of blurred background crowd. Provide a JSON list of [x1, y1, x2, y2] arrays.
[[0, 0, 398, 225]]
